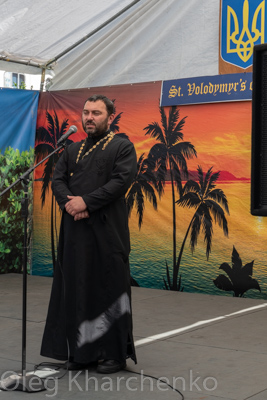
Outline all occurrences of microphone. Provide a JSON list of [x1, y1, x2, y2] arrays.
[[57, 125, 77, 146]]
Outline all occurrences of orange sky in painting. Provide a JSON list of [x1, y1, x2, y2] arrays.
[[175, 101, 252, 179], [36, 83, 252, 180], [118, 96, 252, 179]]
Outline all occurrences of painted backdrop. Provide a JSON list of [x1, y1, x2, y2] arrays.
[[32, 83, 266, 299]]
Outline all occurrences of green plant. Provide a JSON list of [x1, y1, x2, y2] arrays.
[[13, 81, 27, 89], [0, 147, 34, 273]]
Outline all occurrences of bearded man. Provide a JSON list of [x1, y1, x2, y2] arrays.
[[40, 94, 137, 373]]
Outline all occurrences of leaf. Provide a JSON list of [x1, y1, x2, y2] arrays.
[[219, 262, 232, 275], [232, 246, 242, 271], [213, 275, 233, 292], [241, 261, 254, 277], [236, 276, 261, 297]]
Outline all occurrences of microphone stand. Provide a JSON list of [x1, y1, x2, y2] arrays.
[[0, 143, 65, 392]]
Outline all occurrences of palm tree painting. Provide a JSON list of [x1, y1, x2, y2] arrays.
[[111, 100, 160, 227], [126, 153, 159, 229], [110, 100, 128, 139], [144, 105, 197, 288], [213, 246, 261, 297], [170, 166, 230, 291], [35, 111, 71, 269]]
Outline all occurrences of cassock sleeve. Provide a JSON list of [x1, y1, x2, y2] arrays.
[[82, 140, 137, 213], [51, 147, 74, 210]]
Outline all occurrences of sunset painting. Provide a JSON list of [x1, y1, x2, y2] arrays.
[[32, 82, 266, 300]]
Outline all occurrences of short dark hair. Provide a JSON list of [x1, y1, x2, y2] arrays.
[[84, 95, 114, 116]]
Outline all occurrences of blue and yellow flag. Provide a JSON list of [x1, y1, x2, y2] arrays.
[[220, 0, 266, 71]]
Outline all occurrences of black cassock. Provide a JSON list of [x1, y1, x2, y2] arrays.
[[41, 132, 137, 364]]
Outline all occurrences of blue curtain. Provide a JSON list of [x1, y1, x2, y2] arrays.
[[0, 88, 39, 152]]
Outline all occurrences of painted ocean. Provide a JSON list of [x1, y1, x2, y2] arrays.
[[32, 181, 267, 300]]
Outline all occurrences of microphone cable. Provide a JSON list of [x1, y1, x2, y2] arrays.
[[126, 369, 185, 400]]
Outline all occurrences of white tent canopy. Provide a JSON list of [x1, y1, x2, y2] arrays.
[[0, 0, 220, 90]]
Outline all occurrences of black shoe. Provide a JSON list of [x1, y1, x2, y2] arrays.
[[97, 360, 126, 374], [64, 360, 98, 370]]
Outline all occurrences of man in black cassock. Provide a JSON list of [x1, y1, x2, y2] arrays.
[[41, 94, 137, 374]]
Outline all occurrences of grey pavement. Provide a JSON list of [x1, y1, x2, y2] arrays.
[[0, 273, 266, 400]]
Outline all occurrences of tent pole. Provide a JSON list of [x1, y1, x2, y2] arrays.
[[40, 67, 46, 92]]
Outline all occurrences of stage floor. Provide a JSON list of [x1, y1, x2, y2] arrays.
[[0, 273, 266, 399]]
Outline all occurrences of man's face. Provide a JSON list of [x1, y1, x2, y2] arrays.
[[82, 100, 114, 136]]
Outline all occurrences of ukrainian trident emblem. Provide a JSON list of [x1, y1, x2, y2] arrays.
[[221, 0, 266, 69]]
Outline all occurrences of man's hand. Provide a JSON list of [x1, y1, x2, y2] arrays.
[[74, 210, 90, 221], [65, 195, 87, 217]]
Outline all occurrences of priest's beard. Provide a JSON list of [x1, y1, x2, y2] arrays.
[[82, 117, 109, 138]]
